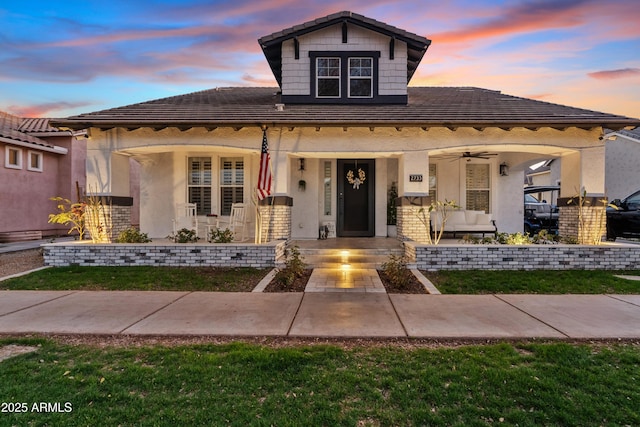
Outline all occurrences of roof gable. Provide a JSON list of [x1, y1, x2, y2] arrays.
[[258, 11, 431, 87]]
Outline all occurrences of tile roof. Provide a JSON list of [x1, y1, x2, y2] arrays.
[[606, 127, 640, 142], [0, 111, 65, 152], [258, 11, 431, 86], [54, 86, 640, 131], [19, 117, 66, 133]]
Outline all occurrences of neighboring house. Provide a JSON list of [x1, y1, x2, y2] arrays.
[[0, 111, 87, 241], [53, 11, 640, 242], [604, 128, 640, 200]]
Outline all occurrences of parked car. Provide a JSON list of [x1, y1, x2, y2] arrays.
[[524, 186, 559, 234], [607, 189, 640, 241]]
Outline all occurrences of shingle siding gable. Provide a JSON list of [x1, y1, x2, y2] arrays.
[[281, 24, 408, 98]]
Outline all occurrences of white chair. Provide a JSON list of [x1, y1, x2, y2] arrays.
[[214, 203, 248, 242], [172, 203, 198, 239]]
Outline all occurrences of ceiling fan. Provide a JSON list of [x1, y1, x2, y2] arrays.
[[437, 151, 498, 161]]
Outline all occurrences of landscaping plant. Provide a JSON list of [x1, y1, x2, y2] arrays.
[[48, 197, 86, 240], [169, 228, 199, 243], [115, 227, 152, 243], [380, 254, 415, 291], [273, 245, 307, 288], [208, 227, 235, 243]]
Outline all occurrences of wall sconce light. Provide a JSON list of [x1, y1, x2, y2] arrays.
[[499, 163, 509, 176], [298, 158, 305, 171]]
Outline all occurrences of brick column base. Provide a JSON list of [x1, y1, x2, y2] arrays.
[[396, 196, 431, 243], [558, 196, 607, 244], [258, 196, 292, 242], [85, 196, 133, 243]]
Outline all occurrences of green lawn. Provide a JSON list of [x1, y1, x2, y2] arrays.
[[1, 338, 638, 426], [0, 266, 269, 292], [423, 270, 640, 294]]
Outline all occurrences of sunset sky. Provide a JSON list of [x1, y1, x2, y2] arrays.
[[1, 0, 639, 119]]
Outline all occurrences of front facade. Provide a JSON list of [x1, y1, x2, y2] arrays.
[[55, 11, 640, 243]]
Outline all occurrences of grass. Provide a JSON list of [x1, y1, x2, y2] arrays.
[[0, 266, 269, 292], [423, 270, 640, 294], [0, 338, 639, 426]]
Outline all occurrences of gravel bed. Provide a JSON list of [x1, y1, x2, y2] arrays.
[[0, 249, 45, 279]]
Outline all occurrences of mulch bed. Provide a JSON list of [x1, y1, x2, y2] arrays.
[[263, 269, 313, 292], [378, 270, 427, 294], [262, 268, 427, 294]]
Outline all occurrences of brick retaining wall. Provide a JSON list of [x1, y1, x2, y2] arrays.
[[407, 243, 640, 271], [43, 240, 286, 268]]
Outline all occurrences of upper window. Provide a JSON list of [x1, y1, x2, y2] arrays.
[[310, 51, 380, 102], [5, 147, 22, 169], [348, 58, 372, 98], [28, 151, 43, 172], [316, 58, 341, 98]]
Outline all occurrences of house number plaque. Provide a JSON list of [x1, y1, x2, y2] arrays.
[[409, 174, 423, 182]]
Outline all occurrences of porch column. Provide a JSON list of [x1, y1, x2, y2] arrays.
[[85, 147, 133, 241], [396, 153, 431, 242], [258, 196, 293, 242], [558, 148, 607, 243]]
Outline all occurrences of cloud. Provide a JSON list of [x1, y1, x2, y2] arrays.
[[5, 101, 92, 118], [430, 0, 589, 44], [587, 68, 640, 80]]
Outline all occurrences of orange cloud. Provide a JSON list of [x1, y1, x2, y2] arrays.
[[431, 0, 587, 44], [588, 68, 640, 80], [5, 102, 91, 118]]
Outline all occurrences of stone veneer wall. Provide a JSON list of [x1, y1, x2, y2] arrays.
[[407, 243, 640, 271], [258, 196, 292, 242], [43, 240, 286, 268], [558, 196, 607, 244], [396, 196, 431, 243], [84, 196, 133, 242]]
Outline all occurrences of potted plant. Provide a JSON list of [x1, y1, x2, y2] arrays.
[[387, 182, 398, 237]]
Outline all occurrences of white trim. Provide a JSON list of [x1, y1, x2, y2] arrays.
[[5, 146, 22, 169], [0, 136, 68, 154], [27, 150, 43, 172], [348, 57, 373, 99]]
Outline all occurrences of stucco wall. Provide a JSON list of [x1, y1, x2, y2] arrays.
[[1, 140, 80, 236], [606, 137, 640, 200]]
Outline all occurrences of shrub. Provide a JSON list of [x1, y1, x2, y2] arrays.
[[274, 246, 306, 288], [381, 254, 414, 290], [209, 227, 234, 243], [169, 228, 199, 243], [116, 227, 151, 243]]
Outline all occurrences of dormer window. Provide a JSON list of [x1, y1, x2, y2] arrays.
[[316, 58, 341, 98], [310, 51, 379, 103], [348, 58, 372, 98]]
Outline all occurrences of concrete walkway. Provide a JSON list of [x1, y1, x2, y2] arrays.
[[1, 290, 639, 339]]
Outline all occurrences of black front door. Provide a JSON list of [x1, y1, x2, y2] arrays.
[[337, 159, 375, 237]]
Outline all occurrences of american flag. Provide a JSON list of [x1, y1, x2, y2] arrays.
[[256, 129, 272, 200]]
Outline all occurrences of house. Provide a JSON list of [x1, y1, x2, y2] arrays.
[[604, 128, 640, 200], [53, 11, 640, 243], [0, 111, 87, 242]]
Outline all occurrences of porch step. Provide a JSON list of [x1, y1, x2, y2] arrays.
[[296, 248, 407, 269]]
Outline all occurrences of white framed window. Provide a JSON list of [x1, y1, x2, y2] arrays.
[[348, 57, 373, 98], [219, 157, 244, 216], [316, 57, 340, 98], [27, 150, 43, 172], [466, 163, 491, 212], [429, 164, 437, 201], [5, 147, 22, 169], [188, 157, 212, 216]]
